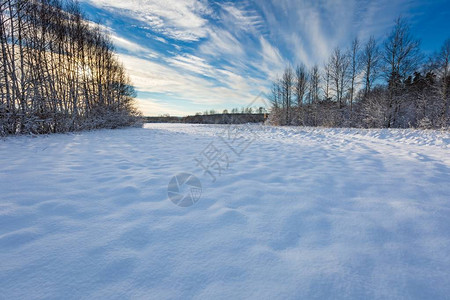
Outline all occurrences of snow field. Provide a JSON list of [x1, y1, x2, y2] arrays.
[[0, 124, 449, 299]]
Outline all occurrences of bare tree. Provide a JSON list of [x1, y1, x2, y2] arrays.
[[437, 39, 450, 126], [293, 64, 308, 125], [330, 47, 350, 109], [383, 17, 421, 127], [323, 61, 332, 101], [295, 64, 308, 106], [281, 67, 294, 124], [309, 65, 321, 125], [349, 37, 360, 113], [361, 36, 381, 96], [309, 65, 320, 104], [269, 79, 281, 109]]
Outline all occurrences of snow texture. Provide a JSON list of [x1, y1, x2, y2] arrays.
[[1, 124, 449, 299]]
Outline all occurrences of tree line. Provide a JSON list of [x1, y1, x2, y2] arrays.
[[195, 107, 268, 116], [268, 18, 449, 129], [0, 0, 141, 135]]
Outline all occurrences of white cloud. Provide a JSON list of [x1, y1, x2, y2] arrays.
[[219, 2, 266, 34], [166, 54, 216, 77], [137, 98, 193, 116], [200, 28, 245, 57], [257, 36, 286, 79], [259, 36, 283, 67], [110, 34, 149, 54], [117, 54, 263, 111], [85, 0, 212, 41]]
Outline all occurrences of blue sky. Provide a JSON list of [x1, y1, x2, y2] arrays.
[[79, 0, 450, 116]]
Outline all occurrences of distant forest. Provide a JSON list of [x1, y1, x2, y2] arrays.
[[193, 106, 268, 116], [269, 18, 449, 129], [0, 0, 140, 135]]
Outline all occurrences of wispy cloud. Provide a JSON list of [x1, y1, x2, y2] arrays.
[[110, 34, 151, 54], [199, 27, 245, 57], [219, 2, 266, 34], [85, 0, 212, 41], [117, 54, 262, 111]]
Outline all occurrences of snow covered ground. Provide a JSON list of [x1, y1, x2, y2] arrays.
[[1, 124, 449, 299]]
